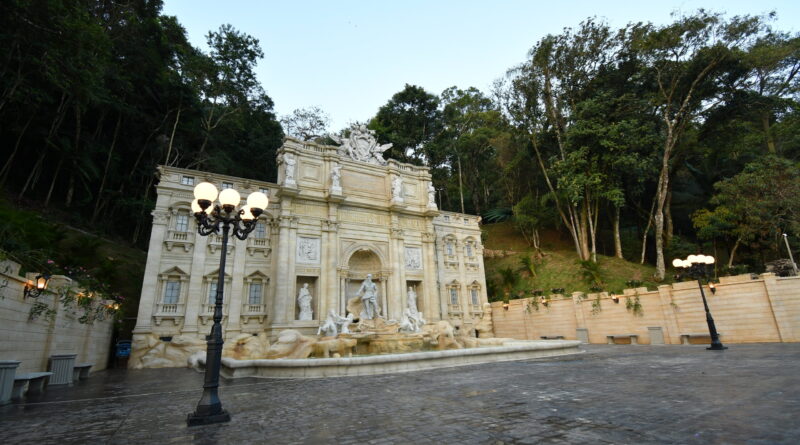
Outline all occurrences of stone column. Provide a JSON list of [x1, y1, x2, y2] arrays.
[[225, 231, 249, 335], [422, 231, 439, 321], [389, 228, 406, 320], [283, 217, 299, 322], [272, 215, 293, 325], [182, 231, 209, 335], [133, 210, 169, 334], [321, 220, 340, 320]]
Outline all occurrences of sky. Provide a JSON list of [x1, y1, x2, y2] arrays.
[[162, 0, 800, 131]]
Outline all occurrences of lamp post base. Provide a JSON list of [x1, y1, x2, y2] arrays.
[[187, 410, 231, 426], [707, 344, 728, 351]]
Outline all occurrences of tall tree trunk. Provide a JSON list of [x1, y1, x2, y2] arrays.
[[92, 114, 122, 222], [761, 111, 776, 154], [165, 105, 181, 166], [0, 113, 34, 187], [727, 236, 743, 269], [18, 150, 46, 199], [43, 155, 65, 207], [456, 155, 465, 214], [664, 190, 673, 248], [613, 206, 623, 259], [640, 197, 656, 264]]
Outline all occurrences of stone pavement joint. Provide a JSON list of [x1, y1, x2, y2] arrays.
[[1, 344, 799, 444]]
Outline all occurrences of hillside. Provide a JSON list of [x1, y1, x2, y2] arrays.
[[482, 222, 662, 301]]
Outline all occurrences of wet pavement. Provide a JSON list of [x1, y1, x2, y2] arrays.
[[1, 343, 799, 444]]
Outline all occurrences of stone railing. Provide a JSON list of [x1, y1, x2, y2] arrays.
[[164, 230, 195, 252]]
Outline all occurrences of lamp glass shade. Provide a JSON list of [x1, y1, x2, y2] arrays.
[[687, 254, 700, 264], [218, 188, 241, 207], [239, 205, 255, 221], [193, 182, 218, 202], [190, 199, 208, 214], [36, 276, 48, 289], [672, 259, 683, 268], [246, 191, 269, 210], [705, 255, 715, 264]]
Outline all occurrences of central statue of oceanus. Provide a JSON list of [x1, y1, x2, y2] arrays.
[[332, 124, 392, 165]]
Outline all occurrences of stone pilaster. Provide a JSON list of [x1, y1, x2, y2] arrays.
[[422, 230, 439, 321], [225, 228, 249, 334], [389, 227, 405, 320], [181, 231, 209, 335], [272, 215, 294, 325], [133, 210, 168, 334]]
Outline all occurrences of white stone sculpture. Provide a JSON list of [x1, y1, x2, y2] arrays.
[[330, 163, 342, 194], [283, 153, 296, 186], [297, 283, 313, 320], [334, 312, 354, 334], [296, 237, 319, 264], [427, 183, 437, 209], [332, 124, 392, 165], [317, 310, 339, 337], [404, 247, 422, 270], [391, 176, 404, 202], [356, 274, 380, 319], [407, 286, 418, 313]]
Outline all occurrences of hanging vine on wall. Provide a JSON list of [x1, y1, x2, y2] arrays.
[[591, 295, 602, 315], [28, 300, 56, 322], [626, 295, 643, 316], [525, 297, 539, 313]]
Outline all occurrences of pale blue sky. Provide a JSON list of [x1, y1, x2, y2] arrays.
[[163, 0, 800, 131]]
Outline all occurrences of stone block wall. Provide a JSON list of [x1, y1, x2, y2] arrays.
[[0, 260, 114, 374], [492, 273, 800, 344]]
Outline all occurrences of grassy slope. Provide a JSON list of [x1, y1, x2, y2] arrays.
[[482, 222, 661, 301]]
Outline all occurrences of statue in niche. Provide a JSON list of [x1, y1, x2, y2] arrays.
[[392, 176, 404, 202], [283, 153, 296, 185], [330, 163, 342, 192], [297, 283, 313, 320], [407, 286, 418, 313], [332, 124, 392, 165], [427, 183, 437, 209], [356, 274, 381, 320]]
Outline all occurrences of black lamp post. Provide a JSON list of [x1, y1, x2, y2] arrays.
[[673, 254, 727, 351], [186, 182, 268, 426]]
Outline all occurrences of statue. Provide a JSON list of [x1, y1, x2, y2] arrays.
[[330, 163, 342, 193], [317, 310, 339, 337], [297, 283, 313, 320], [356, 274, 380, 319], [332, 125, 392, 165], [427, 183, 437, 209], [474, 303, 495, 338], [334, 312, 354, 334], [392, 176, 404, 202], [283, 153, 296, 186], [407, 286, 418, 313]]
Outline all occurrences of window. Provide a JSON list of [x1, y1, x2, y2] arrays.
[[444, 215, 450, 222], [463, 218, 469, 225], [181, 176, 194, 186], [449, 287, 459, 305], [221, 182, 233, 189], [207, 280, 218, 305], [254, 222, 267, 239], [175, 214, 189, 232], [465, 243, 473, 257], [471, 288, 479, 305], [446, 242, 454, 256], [248, 282, 262, 305], [164, 280, 181, 304], [259, 187, 269, 195]]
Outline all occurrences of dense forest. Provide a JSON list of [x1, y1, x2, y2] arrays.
[[1, 1, 799, 291]]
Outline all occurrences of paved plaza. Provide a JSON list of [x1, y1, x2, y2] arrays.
[[1, 344, 798, 444]]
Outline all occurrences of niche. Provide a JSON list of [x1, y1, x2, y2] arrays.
[[295, 276, 318, 321]]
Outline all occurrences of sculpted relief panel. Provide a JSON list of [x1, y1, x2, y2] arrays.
[[339, 208, 390, 226], [296, 237, 320, 264], [405, 247, 422, 270]]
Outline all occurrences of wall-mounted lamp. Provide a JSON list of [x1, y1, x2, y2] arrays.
[[611, 294, 620, 304], [23, 274, 50, 299], [709, 282, 716, 295], [502, 303, 510, 311], [541, 297, 549, 307]]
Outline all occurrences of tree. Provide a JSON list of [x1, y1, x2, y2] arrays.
[[633, 11, 767, 279], [693, 156, 800, 267], [369, 84, 442, 164], [280, 106, 330, 141]]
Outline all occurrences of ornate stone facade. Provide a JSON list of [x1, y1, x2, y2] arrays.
[[131, 136, 488, 367]]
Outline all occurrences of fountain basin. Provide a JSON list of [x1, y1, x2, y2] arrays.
[[219, 340, 582, 379]]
